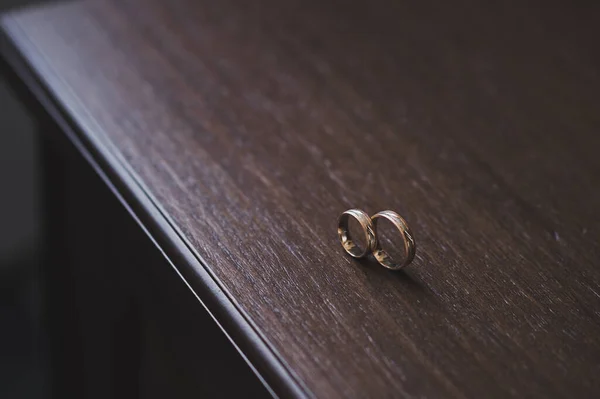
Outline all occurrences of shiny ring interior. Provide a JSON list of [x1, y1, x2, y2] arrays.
[[337, 209, 376, 258], [371, 210, 416, 270]]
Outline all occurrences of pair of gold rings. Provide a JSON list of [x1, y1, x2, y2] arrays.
[[337, 209, 416, 270]]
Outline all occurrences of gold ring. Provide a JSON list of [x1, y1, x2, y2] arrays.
[[371, 210, 416, 270], [337, 209, 376, 258]]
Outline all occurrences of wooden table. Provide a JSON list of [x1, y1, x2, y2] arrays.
[[2, 0, 599, 397]]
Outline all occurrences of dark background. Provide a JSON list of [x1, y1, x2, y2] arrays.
[[0, 1, 46, 397]]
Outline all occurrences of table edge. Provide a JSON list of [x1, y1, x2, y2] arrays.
[[0, 12, 310, 399]]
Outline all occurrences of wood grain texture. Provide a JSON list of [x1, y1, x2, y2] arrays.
[[2, 0, 600, 397]]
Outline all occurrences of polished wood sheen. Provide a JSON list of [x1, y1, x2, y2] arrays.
[[2, 0, 600, 397]]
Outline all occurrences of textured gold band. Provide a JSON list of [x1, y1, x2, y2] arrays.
[[337, 209, 376, 258], [371, 210, 416, 270]]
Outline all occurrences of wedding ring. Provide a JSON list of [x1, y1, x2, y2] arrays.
[[371, 210, 416, 270], [337, 209, 376, 258]]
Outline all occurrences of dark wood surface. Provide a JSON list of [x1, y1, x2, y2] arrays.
[[2, 0, 600, 397]]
